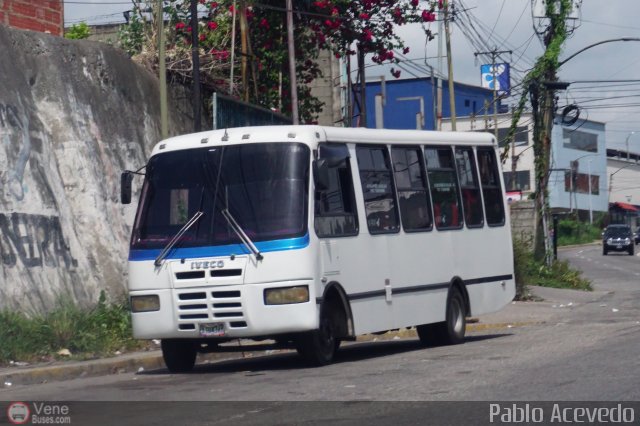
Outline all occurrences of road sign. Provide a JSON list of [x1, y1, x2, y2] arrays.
[[481, 63, 510, 95]]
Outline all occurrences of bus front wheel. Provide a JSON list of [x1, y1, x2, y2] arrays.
[[417, 287, 466, 346], [295, 306, 341, 366], [161, 339, 197, 373]]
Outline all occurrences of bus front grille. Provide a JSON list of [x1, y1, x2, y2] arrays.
[[175, 289, 246, 330]]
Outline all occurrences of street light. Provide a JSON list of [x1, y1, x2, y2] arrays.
[[588, 159, 593, 224], [625, 131, 637, 161], [609, 162, 639, 203], [570, 152, 599, 215]]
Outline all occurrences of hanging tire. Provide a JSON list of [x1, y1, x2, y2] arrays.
[[161, 339, 197, 373], [295, 304, 340, 366], [417, 286, 466, 346]]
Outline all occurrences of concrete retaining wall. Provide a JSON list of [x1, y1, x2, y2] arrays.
[[0, 25, 191, 312]]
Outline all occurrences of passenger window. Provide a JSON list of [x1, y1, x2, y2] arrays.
[[314, 144, 359, 237], [425, 146, 463, 230], [391, 147, 432, 231], [477, 147, 506, 226], [455, 147, 484, 228], [356, 145, 400, 234]]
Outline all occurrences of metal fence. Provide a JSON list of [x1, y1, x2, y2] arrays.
[[212, 92, 292, 129]]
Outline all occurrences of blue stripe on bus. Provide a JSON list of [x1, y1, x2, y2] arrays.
[[128, 234, 310, 261]]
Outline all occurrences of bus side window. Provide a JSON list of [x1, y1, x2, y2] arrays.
[[391, 146, 433, 231], [477, 147, 506, 226], [356, 145, 400, 234], [314, 144, 359, 237], [425, 146, 463, 230], [455, 147, 484, 228]]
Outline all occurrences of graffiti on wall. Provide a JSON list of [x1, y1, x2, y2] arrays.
[[0, 102, 32, 201], [0, 213, 78, 268]]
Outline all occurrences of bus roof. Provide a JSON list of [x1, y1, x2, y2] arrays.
[[150, 125, 497, 157]]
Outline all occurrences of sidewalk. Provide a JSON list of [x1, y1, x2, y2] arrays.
[[0, 285, 607, 388]]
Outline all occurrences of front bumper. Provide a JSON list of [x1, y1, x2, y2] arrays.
[[130, 281, 318, 339]]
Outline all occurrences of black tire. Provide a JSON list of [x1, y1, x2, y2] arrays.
[[161, 339, 197, 373], [296, 305, 340, 366], [417, 287, 466, 346], [603, 248, 608, 255], [629, 246, 634, 256]]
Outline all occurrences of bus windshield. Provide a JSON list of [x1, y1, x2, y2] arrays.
[[130, 142, 310, 250]]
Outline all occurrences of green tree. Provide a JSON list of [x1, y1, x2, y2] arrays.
[[65, 22, 91, 40], [118, 0, 437, 123]]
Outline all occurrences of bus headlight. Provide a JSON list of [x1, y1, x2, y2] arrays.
[[130, 295, 160, 312], [264, 286, 309, 305]]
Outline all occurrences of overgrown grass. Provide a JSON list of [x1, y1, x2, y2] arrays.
[[0, 292, 143, 365], [513, 237, 592, 300], [557, 218, 603, 246]]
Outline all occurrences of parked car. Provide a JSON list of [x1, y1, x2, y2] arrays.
[[602, 224, 634, 255], [635, 230, 640, 245]]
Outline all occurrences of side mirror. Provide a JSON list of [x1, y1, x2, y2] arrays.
[[120, 171, 133, 204], [313, 159, 330, 191]]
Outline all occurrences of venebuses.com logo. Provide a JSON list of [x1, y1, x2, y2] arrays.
[[5, 401, 72, 424], [6, 402, 30, 425]]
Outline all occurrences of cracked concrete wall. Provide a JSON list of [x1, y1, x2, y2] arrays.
[[0, 25, 192, 312]]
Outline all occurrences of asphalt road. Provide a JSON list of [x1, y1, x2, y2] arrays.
[[1, 244, 639, 425]]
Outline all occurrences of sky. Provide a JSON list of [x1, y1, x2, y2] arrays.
[[63, 0, 640, 152]]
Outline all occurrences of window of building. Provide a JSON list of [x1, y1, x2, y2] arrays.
[[503, 170, 531, 191], [391, 147, 433, 231], [425, 146, 463, 230], [455, 147, 484, 227], [564, 171, 599, 195], [477, 147, 505, 226], [563, 129, 597, 152], [314, 144, 359, 237], [474, 127, 529, 147], [356, 146, 400, 234]]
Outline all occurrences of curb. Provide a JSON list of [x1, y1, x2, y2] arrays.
[[0, 320, 542, 388], [0, 350, 249, 387]]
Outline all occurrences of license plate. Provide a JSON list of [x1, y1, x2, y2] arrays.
[[199, 322, 225, 337], [616, 244, 622, 249]]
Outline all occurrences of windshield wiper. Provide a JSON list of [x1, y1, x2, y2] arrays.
[[221, 208, 263, 261], [154, 211, 204, 267]]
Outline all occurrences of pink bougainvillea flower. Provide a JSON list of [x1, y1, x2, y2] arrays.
[[422, 10, 436, 22], [175, 22, 185, 30], [207, 21, 218, 30], [359, 12, 370, 20], [403, 46, 410, 54], [259, 18, 270, 29]]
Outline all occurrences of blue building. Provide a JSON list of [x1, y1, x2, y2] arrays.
[[357, 77, 502, 130]]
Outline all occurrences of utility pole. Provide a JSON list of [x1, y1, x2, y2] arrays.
[[190, 0, 201, 132], [436, 3, 444, 130], [358, 45, 366, 127], [286, 0, 299, 124], [229, 0, 236, 95], [443, 0, 456, 130], [157, 0, 168, 139], [473, 47, 511, 142]]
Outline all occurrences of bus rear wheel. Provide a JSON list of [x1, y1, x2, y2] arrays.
[[295, 307, 340, 366], [161, 339, 197, 373], [417, 287, 466, 346]]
